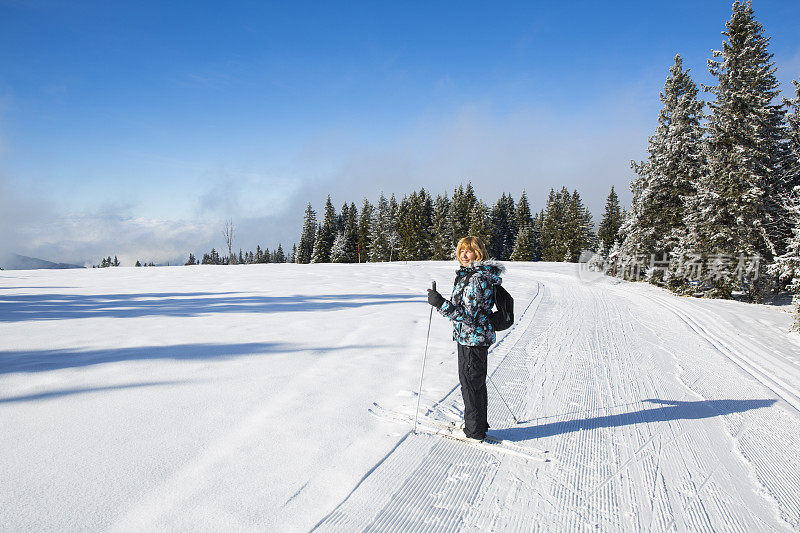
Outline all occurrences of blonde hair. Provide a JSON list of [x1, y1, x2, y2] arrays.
[[455, 236, 488, 262]]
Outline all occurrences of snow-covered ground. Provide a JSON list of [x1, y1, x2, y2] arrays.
[[1, 262, 799, 531]]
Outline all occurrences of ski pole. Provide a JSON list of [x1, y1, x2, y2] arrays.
[[488, 374, 519, 423], [414, 280, 435, 435]]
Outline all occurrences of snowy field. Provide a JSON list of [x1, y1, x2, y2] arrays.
[[2, 262, 800, 531]]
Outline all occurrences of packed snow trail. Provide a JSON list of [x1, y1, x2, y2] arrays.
[[315, 267, 800, 532], [1, 263, 799, 531]]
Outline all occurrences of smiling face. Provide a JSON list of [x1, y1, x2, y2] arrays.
[[455, 236, 486, 267], [458, 247, 478, 267]]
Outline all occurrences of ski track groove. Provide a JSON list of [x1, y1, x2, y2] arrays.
[[641, 290, 800, 414], [633, 287, 800, 530], [317, 274, 799, 532]]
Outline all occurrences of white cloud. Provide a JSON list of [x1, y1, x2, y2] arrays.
[[1, 176, 306, 267], [10, 209, 217, 267]]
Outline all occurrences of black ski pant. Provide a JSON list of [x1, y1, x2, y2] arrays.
[[457, 343, 489, 438]]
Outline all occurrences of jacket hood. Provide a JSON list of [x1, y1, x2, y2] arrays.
[[457, 259, 505, 284]]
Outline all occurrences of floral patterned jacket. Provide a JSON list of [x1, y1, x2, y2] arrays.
[[437, 260, 505, 346]]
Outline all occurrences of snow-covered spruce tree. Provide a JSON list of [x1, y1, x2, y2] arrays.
[[201, 248, 217, 264], [310, 226, 323, 263], [622, 55, 704, 287], [311, 195, 337, 264], [512, 191, 535, 259], [289, 244, 297, 264], [337, 203, 348, 235], [468, 201, 492, 251], [514, 191, 533, 238], [357, 198, 373, 263], [431, 194, 453, 260], [274, 244, 285, 263], [770, 185, 800, 284], [369, 193, 391, 262], [388, 194, 399, 236], [531, 209, 544, 261], [418, 189, 434, 258], [344, 202, 359, 263], [561, 190, 580, 262], [297, 203, 317, 264], [489, 193, 516, 261], [395, 193, 412, 260], [387, 229, 400, 262], [397, 189, 433, 260], [786, 80, 800, 189], [541, 188, 570, 261], [687, 2, 786, 300], [769, 82, 800, 323], [448, 183, 478, 246], [598, 185, 624, 251], [564, 189, 595, 262], [330, 231, 347, 263], [539, 189, 557, 261], [510, 223, 534, 261]]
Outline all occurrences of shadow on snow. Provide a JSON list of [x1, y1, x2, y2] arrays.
[[0, 341, 378, 374], [0, 380, 190, 404], [0, 292, 420, 322], [491, 398, 777, 441]]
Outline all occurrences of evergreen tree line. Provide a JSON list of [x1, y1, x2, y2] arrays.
[[93, 257, 158, 267], [92, 244, 296, 268], [604, 2, 800, 318], [187, 244, 292, 266], [295, 182, 620, 264], [94, 256, 120, 268]]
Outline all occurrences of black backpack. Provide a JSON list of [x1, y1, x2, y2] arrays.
[[490, 284, 514, 331]]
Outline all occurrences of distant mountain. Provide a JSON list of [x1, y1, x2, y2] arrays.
[[0, 254, 85, 270]]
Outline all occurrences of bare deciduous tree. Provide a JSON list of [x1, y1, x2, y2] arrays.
[[223, 218, 235, 264]]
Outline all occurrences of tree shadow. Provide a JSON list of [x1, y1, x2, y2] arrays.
[[0, 380, 191, 404], [0, 286, 71, 290], [490, 398, 777, 442], [0, 292, 420, 322], [0, 341, 379, 374]]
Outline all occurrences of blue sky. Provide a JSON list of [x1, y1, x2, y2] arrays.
[[1, 0, 799, 265]]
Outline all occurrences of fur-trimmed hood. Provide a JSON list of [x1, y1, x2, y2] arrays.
[[455, 259, 505, 285]]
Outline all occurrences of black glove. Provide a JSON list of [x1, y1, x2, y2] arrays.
[[427, 289, 445, 308]]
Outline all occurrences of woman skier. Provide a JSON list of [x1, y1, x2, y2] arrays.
[[427, 235, 505, 441]]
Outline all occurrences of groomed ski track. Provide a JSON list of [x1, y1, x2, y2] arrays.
[[315, 268, 800, 532]]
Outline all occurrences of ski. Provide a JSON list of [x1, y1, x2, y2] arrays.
[[369, 403, 549, 461], [413, 421, 549, 461]]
